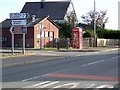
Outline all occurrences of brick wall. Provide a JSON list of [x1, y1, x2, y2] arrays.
[[1, 28, 11, 47]]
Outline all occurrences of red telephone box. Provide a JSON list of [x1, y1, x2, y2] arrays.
[[72, 27, 83, 49]]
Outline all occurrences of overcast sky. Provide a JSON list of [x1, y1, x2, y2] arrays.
[[0, 0, 119, 30]]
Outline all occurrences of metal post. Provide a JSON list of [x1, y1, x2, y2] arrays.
[[22, 33, 25, 54], [40, 22, 42, 49], [9, 26, 14, 55], [12, 33, 14, 55], [94, 0, 97, 47]]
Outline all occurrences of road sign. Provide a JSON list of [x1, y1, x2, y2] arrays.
[[13, 27, 27, 34], [22, 27, 27, 33], [10, 13, 29, 19], [11, 20, 26, 26], [13, 27, 22, 34]]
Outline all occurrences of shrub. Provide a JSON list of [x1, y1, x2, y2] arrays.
[[83, 30, 94, 38], [96, 29, 120, 39], [83, 31, 91, 38]]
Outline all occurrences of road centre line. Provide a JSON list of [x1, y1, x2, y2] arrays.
[[81, 56, 119, 67], [112, 56, 120, 59], [22, 69, 68, 82], [81, 60, 105, 67], [22, 76, 41, 82]]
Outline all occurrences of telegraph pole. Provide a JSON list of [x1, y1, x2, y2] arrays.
[[93, 0, 97, 47]]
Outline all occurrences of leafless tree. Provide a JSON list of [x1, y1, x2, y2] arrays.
[[81, 10, 108, 29]]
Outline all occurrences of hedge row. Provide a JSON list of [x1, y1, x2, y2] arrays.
[[83, 29, 120, 39], [96, 29, 120, 39]]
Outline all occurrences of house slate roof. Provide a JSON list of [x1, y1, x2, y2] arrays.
[[0, 19, 12, 29], [21, 1, 70, 20], [27, 17, 60, 29]]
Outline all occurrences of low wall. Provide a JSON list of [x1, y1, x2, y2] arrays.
[[97, 39, 119, 47], [83, 38, 120, 48]]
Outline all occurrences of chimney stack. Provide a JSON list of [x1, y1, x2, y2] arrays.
[[41, 0, 45, 8]]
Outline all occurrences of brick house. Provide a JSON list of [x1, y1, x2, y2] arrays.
[[0, 17, 60, 48]]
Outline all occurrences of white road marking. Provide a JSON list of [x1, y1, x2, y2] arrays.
[[37, 81, 59, 88], [96, 85, 114, 88], [81, 56, 119, 67], [86, 84, 95, 88], [22, 75, 46, 82], [106, 50, 110, 52], [24, 81, 51, 88], [94, 52, 99, 54], [48, 82, 79, 90], [21, 69, 68, 82], [111, 49, 118, 51], [81, 60, 105, 67], [23, 81, 115, 89], [22, 76, 39, 82], [112, 56, 120, 59]]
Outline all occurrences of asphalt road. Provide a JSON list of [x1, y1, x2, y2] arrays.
[[2, 50, 120, 89]]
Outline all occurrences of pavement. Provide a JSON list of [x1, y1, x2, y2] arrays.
[[1, 46, 119, 68]]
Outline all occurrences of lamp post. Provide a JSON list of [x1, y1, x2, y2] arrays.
[[93, 0, 97, 47]]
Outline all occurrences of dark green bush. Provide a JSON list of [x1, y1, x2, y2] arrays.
[[83, 31, 91, 38], [58, 23, 72, 39], [83, 30, 94, 38], [96, 29, 120, 39], [83, 29, 120, 39]]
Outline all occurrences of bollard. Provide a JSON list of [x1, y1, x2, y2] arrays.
[[55, 38, 60, 50]]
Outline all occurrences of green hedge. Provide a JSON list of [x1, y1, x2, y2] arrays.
[[83, 30, 94, 38], [96, 29, 120, 39], [83, 30, 93, 38], [83, 29, 120, 39]]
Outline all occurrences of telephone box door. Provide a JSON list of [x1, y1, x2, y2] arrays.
[[72, 32, 79, 48], [72, 27, 83, 49]]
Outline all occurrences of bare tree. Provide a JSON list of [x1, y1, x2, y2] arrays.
[[66, 11, 78, 28], [81, 10, 108, 29]]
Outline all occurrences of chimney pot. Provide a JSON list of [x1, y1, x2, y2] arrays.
[[32, 15, 36, 22]]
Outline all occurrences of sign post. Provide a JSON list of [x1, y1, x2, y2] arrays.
[[9, 13, 28, 55], [22, 27, 27, 54], [12, 33, 14, 55], [23, 33, 25, 54], [9, 26, 14, 55]]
